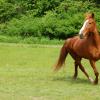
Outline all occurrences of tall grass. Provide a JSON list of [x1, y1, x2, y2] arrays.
[[0, 35, 63, 44]]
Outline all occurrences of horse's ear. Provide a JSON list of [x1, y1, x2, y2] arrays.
[[91, 13, 94, 18], [85, 12, 95, 19]]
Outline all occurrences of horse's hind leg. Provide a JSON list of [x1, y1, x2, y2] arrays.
[[89, 60, 99, 84], [73, 61, 78, 79]]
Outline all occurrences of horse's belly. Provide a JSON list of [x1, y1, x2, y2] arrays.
[[76, 47, 100, 60]]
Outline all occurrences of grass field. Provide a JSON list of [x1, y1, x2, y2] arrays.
[[0, 43, 100, 100]]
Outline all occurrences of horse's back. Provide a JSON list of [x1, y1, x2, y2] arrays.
[[65, 36, 80, 49]]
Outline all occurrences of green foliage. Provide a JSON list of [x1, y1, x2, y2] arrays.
[[0, 1, 16, 23], [0, 0, 37, 23], [0, 0, 100, 40], [34, 0, 63, 16], [1, 16, 42, 37], [0, 12, 83, 39]]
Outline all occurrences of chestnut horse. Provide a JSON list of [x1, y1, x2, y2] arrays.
[[54, 13, 100, 84]]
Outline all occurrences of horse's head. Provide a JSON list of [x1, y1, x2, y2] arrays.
[[79, 13, 96, 38]]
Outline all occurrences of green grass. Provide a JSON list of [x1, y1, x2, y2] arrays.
[[0, 43, 100, 100], [0, 35, 63, 45]]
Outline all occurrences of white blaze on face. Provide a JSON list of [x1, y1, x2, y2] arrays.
[[79, 20, 89, 35]]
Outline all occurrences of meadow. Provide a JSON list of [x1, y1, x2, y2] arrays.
[[0, 43, 100, 100]]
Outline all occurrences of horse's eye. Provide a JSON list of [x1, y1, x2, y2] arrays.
[[89, 23, 91, 24]]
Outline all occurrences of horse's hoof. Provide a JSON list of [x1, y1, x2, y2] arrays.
[[73, 76, 77, 80], [89, 77, 94, 83], [93, 80, 98, 85]]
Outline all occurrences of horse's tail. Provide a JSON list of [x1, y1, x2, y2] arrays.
[[54, 41, 69, 71]]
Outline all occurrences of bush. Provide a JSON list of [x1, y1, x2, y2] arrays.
[[0, 16, 42, 37]]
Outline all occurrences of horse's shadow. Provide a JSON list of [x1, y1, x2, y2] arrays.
[[53, 76, 90, 84]]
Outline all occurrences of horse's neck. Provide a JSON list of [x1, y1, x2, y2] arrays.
[[92, 28, 100, 49]]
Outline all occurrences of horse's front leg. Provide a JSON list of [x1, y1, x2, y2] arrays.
[[73, 59, 90, 81], [79, 62, 90, 80], [89, 60, 99, 84]]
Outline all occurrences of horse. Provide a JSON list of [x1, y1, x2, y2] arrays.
[[54, 12, 100, 84]]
